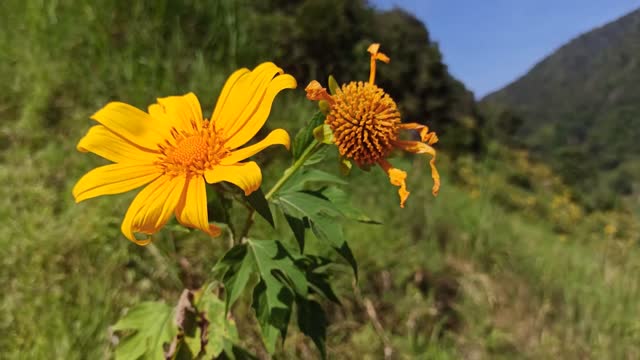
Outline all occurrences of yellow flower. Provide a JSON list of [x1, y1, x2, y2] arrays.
[[305, 43, 439, 207], [73, 62, 296, 245]]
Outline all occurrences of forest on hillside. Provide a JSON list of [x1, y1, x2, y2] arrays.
[[484, 8, 640, 210]]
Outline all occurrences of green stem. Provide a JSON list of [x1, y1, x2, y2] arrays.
[[265, 139, 320, 200], [236, 140, 322, 241]]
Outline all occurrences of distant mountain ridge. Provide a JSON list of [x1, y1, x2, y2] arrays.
[[483, 7, 640, 209]]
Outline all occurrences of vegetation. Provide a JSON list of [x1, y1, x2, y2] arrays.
[[483, 8, 640, 210], [2, 0, 640, 359]]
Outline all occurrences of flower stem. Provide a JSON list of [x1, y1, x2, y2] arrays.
[[237, 140, 322, 241], [265, 140, 320, 200]]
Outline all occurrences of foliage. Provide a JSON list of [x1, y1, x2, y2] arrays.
[[483, 8, 640, 209], [249, 0, 484, 154]]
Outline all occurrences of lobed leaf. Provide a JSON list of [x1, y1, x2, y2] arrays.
[[276, 191, 358, 277], [281, 169, 348, 194], [112, 301, 178, 360], [245, 187, 274, 227], [297, 298, 328, 359]]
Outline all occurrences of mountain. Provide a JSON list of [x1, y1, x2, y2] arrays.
[[483, 8, 640, 209]]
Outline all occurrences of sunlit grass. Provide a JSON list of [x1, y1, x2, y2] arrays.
[[2, 1, 640, 358]]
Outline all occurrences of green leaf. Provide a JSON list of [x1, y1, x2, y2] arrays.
[[220, 339, 259, 360], [302, 146, 328, 166], [252, 280, 293, 353], [328, 75, 340, 95], [313, 124, 334, 144], [292, 112, 325, 160], [296, 255, 341, 304], [213, 240, 309, 355], [297, 298, 328, 359], [310, 215, 358, 279], [281, 169, 347, 194], [339, 157, 352, 176], [321, 187, 381, 224], [182, 324, 202, 358], [284, 213, 306, 252], [248, 239, 307, 298], [245, 187, 274, 227], [199, 292, 238, 358], [213, 244, 254, 313], [112, 301, 178, 360], [276, 192, 358, 277], [207, 187, 232, 224], [248, 240, 307, 353], [174, 290, 200, 358]]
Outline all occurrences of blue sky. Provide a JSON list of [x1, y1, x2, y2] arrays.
[[371, 0, 640, 98]]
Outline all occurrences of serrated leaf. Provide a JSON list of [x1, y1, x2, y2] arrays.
[[245, 187, 274, 227], [182, 324, 202, 358], [199, 292, 238, 358], [284, 213, 306, 252], [292, 112, 325, 160], [112, 301, 178, 360], [281, 169, 348, 194], [212, 244, 254, 313], [213, 240, 309, 355], [297, 298, 328, 359], [296, 255, 341, 304], [321, 187, 381, 224], [252, 280, 293, 354], [276, 192, 358, 277], [310, 215, 358, 279], [248, 240, 307, 297]]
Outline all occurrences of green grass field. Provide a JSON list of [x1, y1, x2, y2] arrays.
[[2, 1, 640, 358]]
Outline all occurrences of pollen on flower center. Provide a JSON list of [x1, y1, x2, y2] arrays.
[[327, 81, 401, 166], [160, 120, 229, 176]]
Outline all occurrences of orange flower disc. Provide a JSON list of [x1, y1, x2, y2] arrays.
[[327, 81, 401, 166]]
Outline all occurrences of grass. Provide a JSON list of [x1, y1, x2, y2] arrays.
[[2, 1, 640, 359]]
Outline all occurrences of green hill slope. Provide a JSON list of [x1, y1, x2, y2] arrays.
[[483, 8, 640, 209]]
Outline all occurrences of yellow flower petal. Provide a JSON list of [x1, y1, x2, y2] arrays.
[[204, 162, 261, 196], [77, 125, 160, 163], [210, 67, 251, 124], [91, 102, 173, 151], [378, 160, 410, 208], [73, 163, 161, 203], [121, 175, 186, 244], [394, 140, 440, 196], [210, 62, 295, 148], [398, 123, 438, 144], [224, 72, 297, 149], [175, 175, 221, 237], [154, 92, 203, 132], [211, 64, 280, 132], [220, 129, 290, 165]]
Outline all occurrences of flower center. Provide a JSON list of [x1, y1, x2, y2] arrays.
[[327, 81, 400, 166], [160, 120, 228, 176]]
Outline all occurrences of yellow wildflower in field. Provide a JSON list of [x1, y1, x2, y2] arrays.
[[73, 62, 296, 245], [305, 43, 439, 207]]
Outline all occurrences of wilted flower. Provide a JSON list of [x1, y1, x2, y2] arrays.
[[73, 63, 296, 244], [305, 43, 439, 207]]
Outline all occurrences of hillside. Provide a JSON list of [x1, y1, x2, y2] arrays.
[[483, 8, 640, 209]]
